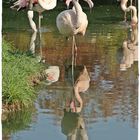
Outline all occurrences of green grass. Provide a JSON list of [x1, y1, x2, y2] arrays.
[[2, 39, 45, 110]]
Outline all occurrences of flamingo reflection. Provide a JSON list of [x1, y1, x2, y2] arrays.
[[29, 31, 60, 85], [70, 65, 90, 113], [120, 24, 138, 71], [65, 63, 90, 113], [61, 110, 88, 140]]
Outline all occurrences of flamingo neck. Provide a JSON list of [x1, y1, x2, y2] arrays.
[[128, 6, 138, 25], [121, 0, 128, 11], [72, 0, 83, 28], [83, 0, 94, 9]]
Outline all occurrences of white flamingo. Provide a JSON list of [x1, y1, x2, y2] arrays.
[[118, 0, 138, 27], [56, 0, 90, 112], [56, 0, 88, 68], [56, 0, 88, 38], [120, 8, 138, 71], [119, 0, 129, 21], [128, 5, 138, 27]]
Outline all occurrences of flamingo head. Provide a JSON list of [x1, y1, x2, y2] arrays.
[[65, 0, 94, 11], [83, 0, 94, 10], [65, 0, 72, 9]]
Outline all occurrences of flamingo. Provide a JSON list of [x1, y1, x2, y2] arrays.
[[118, 0, 138, 27], [128, 5, 138, 27], [120, 8, 138, 71], [56, 0, 88, 70], [56, 0, 90, 113], [117, 0, 134, 22], [56, 0, 88, 39], [10, 0, 57, 31], [119, 0, 129, 22]]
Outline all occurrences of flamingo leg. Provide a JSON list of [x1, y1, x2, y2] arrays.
[[74, 37, 77, 66], [27, 10, 37, 32], [70, 36, 79, 112], [29, 31, 37, 54], [124, 11, 127, 22], [38, 12, 43, 31], [38, 19, 44, 63], [72, 35, 75, 86], [29, 0, 33, 10], [130, 0, 133, 19]]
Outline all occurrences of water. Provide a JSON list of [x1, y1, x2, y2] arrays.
[[2, 5, 138, 140]]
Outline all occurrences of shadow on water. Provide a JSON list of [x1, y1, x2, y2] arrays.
[[2, 5, 138, 140]]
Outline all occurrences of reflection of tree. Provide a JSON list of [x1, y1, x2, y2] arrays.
[[2, 108, 36, 139]]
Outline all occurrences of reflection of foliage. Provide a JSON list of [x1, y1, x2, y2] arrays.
[[2, 108, 36, 136], [61, 110, 79, 136], [2, 39, 45, 110]]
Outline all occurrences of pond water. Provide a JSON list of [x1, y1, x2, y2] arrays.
[[2, 5, 138, 140]]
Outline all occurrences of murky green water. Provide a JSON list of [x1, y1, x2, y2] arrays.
[[2, 4, 138, 140]]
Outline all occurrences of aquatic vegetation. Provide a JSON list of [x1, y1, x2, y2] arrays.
[[2, 39, 45, 110]]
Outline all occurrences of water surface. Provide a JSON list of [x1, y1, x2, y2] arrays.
[[2, 5, 138, 140]]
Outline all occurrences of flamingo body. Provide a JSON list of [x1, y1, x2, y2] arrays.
[[38, 0, 57, 10], [56, 0, 88, 37]]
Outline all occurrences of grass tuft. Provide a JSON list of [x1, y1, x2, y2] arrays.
[[2, 39, 45, 110]]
